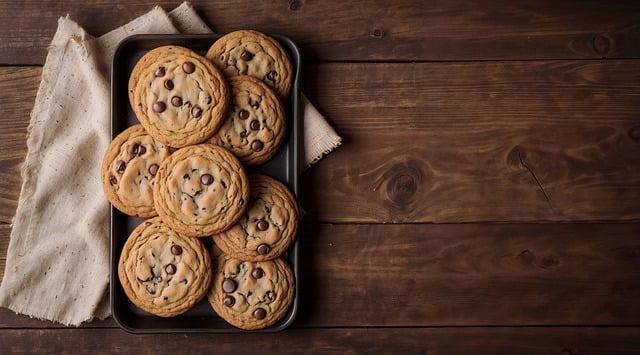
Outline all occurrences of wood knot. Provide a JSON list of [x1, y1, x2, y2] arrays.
[[387, 174, 417, 207], [517, 249, 534, 264], [518, 250, 558, 269], [506, 145, 526, 167], [287, 0, 299, 11], [593, 34, 610, 56], [540, 255, 559, 269], [370, 28, 385, 38], [384, 161, 424, 209], [628, 125, 640, 143]]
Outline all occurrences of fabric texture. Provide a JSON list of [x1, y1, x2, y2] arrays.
[[0, 2, 340, 326]]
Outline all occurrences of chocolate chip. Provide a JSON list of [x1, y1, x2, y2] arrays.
[[137, 145, 146, 156], [249, 98, 259, 108], [191, 106, 202, 118], [252, 268, 264, 279], [253, 308, 267, 320], [240, 50, 254, 61], [182, 61, 195, 73], [128, 143, 139, 155], [223, 295, 235, 307], [152, 101, 166, 113], [222, 278, 237, 293], [148, 164, 159, 176], [183, 174, 190, 180], [266, 291, 275, 301], [165, 264, 176, 274], [115, 160, 126, 173], [171, 96, 183, 107], [238, 109, 249, 120], [266, 71, 276, 81], [154, 67, 165, 77], [200, 174, 214, 185], [257, 243, 270, 255], [251, 140, 264, 152], [109, 175, 117, 185], [250, 120, 260, 131], [171, 245, 183, 255], [164, 79, 174, 90], [205, 96, 212, 104], [240, 130, 248, 138], [256, 219, 269, 231]]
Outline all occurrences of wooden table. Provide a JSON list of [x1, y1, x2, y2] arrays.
[[1, 1, 640, 353]]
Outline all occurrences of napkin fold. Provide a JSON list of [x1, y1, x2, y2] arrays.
[[0, 2, 340, 326]]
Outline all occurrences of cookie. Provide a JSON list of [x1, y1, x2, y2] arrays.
[[213, 174, 297, 261], [206, 30, 293, 98], [101, 124, 170, 217], [211, 76, 286, 165], [129, 45, 229, 148], [118, 217, 212, 317], [153, 144, 250, 237], [208, 250, 294, 330]]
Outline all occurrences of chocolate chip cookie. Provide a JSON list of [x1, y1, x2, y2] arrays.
[[211, 76, 286, 165], [208, 249, 294, 330], [101, 124, 170, 217], [206, 30, 293, 98], [213, 174, 297, 261], [153, 144, 250, 237], [118, 217, 212, 317], [129, 45, 229, 148]]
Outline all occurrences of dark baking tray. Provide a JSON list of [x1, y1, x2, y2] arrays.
[[110, 34, 301, 333]]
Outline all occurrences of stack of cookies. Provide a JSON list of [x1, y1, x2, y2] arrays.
[[102, 30, 297, 330]]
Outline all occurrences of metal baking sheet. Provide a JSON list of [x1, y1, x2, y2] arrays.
[[110, 33, 301, 333]]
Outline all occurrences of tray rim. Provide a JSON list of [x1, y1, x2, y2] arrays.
[[109, 32, 302, 333]]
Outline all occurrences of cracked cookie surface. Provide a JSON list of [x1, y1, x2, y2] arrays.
[[153, 144, 249, 237], [213, 174, 297, 261], [208, 249, 294, 330], [129, 45, 229, 148], [206, 30, 293, 98], [211, 76, 286, 165], [118, 217, 212, 317], [101, 124, 170, 217]]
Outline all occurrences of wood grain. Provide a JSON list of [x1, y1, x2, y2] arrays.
[[2, 61, 640, 223], [302, 60, 640, 222], [296, 223, 640, 326], [0, 68, 36, 224], [2, 327, 640, 354], [1, 1, 639, 351], [1, 0, 640, 65], [2, 223, 640, 327]]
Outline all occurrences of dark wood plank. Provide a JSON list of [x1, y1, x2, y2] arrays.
[[2, 327, 640, 354], [296, 223, 640, 326], [0, 224, 7, 260], [0, 68, 36, 224], [2, 222, 640, 327], [2, 62, 640, 224], [1, 0, 640, 65], [302, 60, 640, 222]]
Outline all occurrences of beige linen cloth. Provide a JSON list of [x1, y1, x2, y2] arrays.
[[0, 2, 340, 326]]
